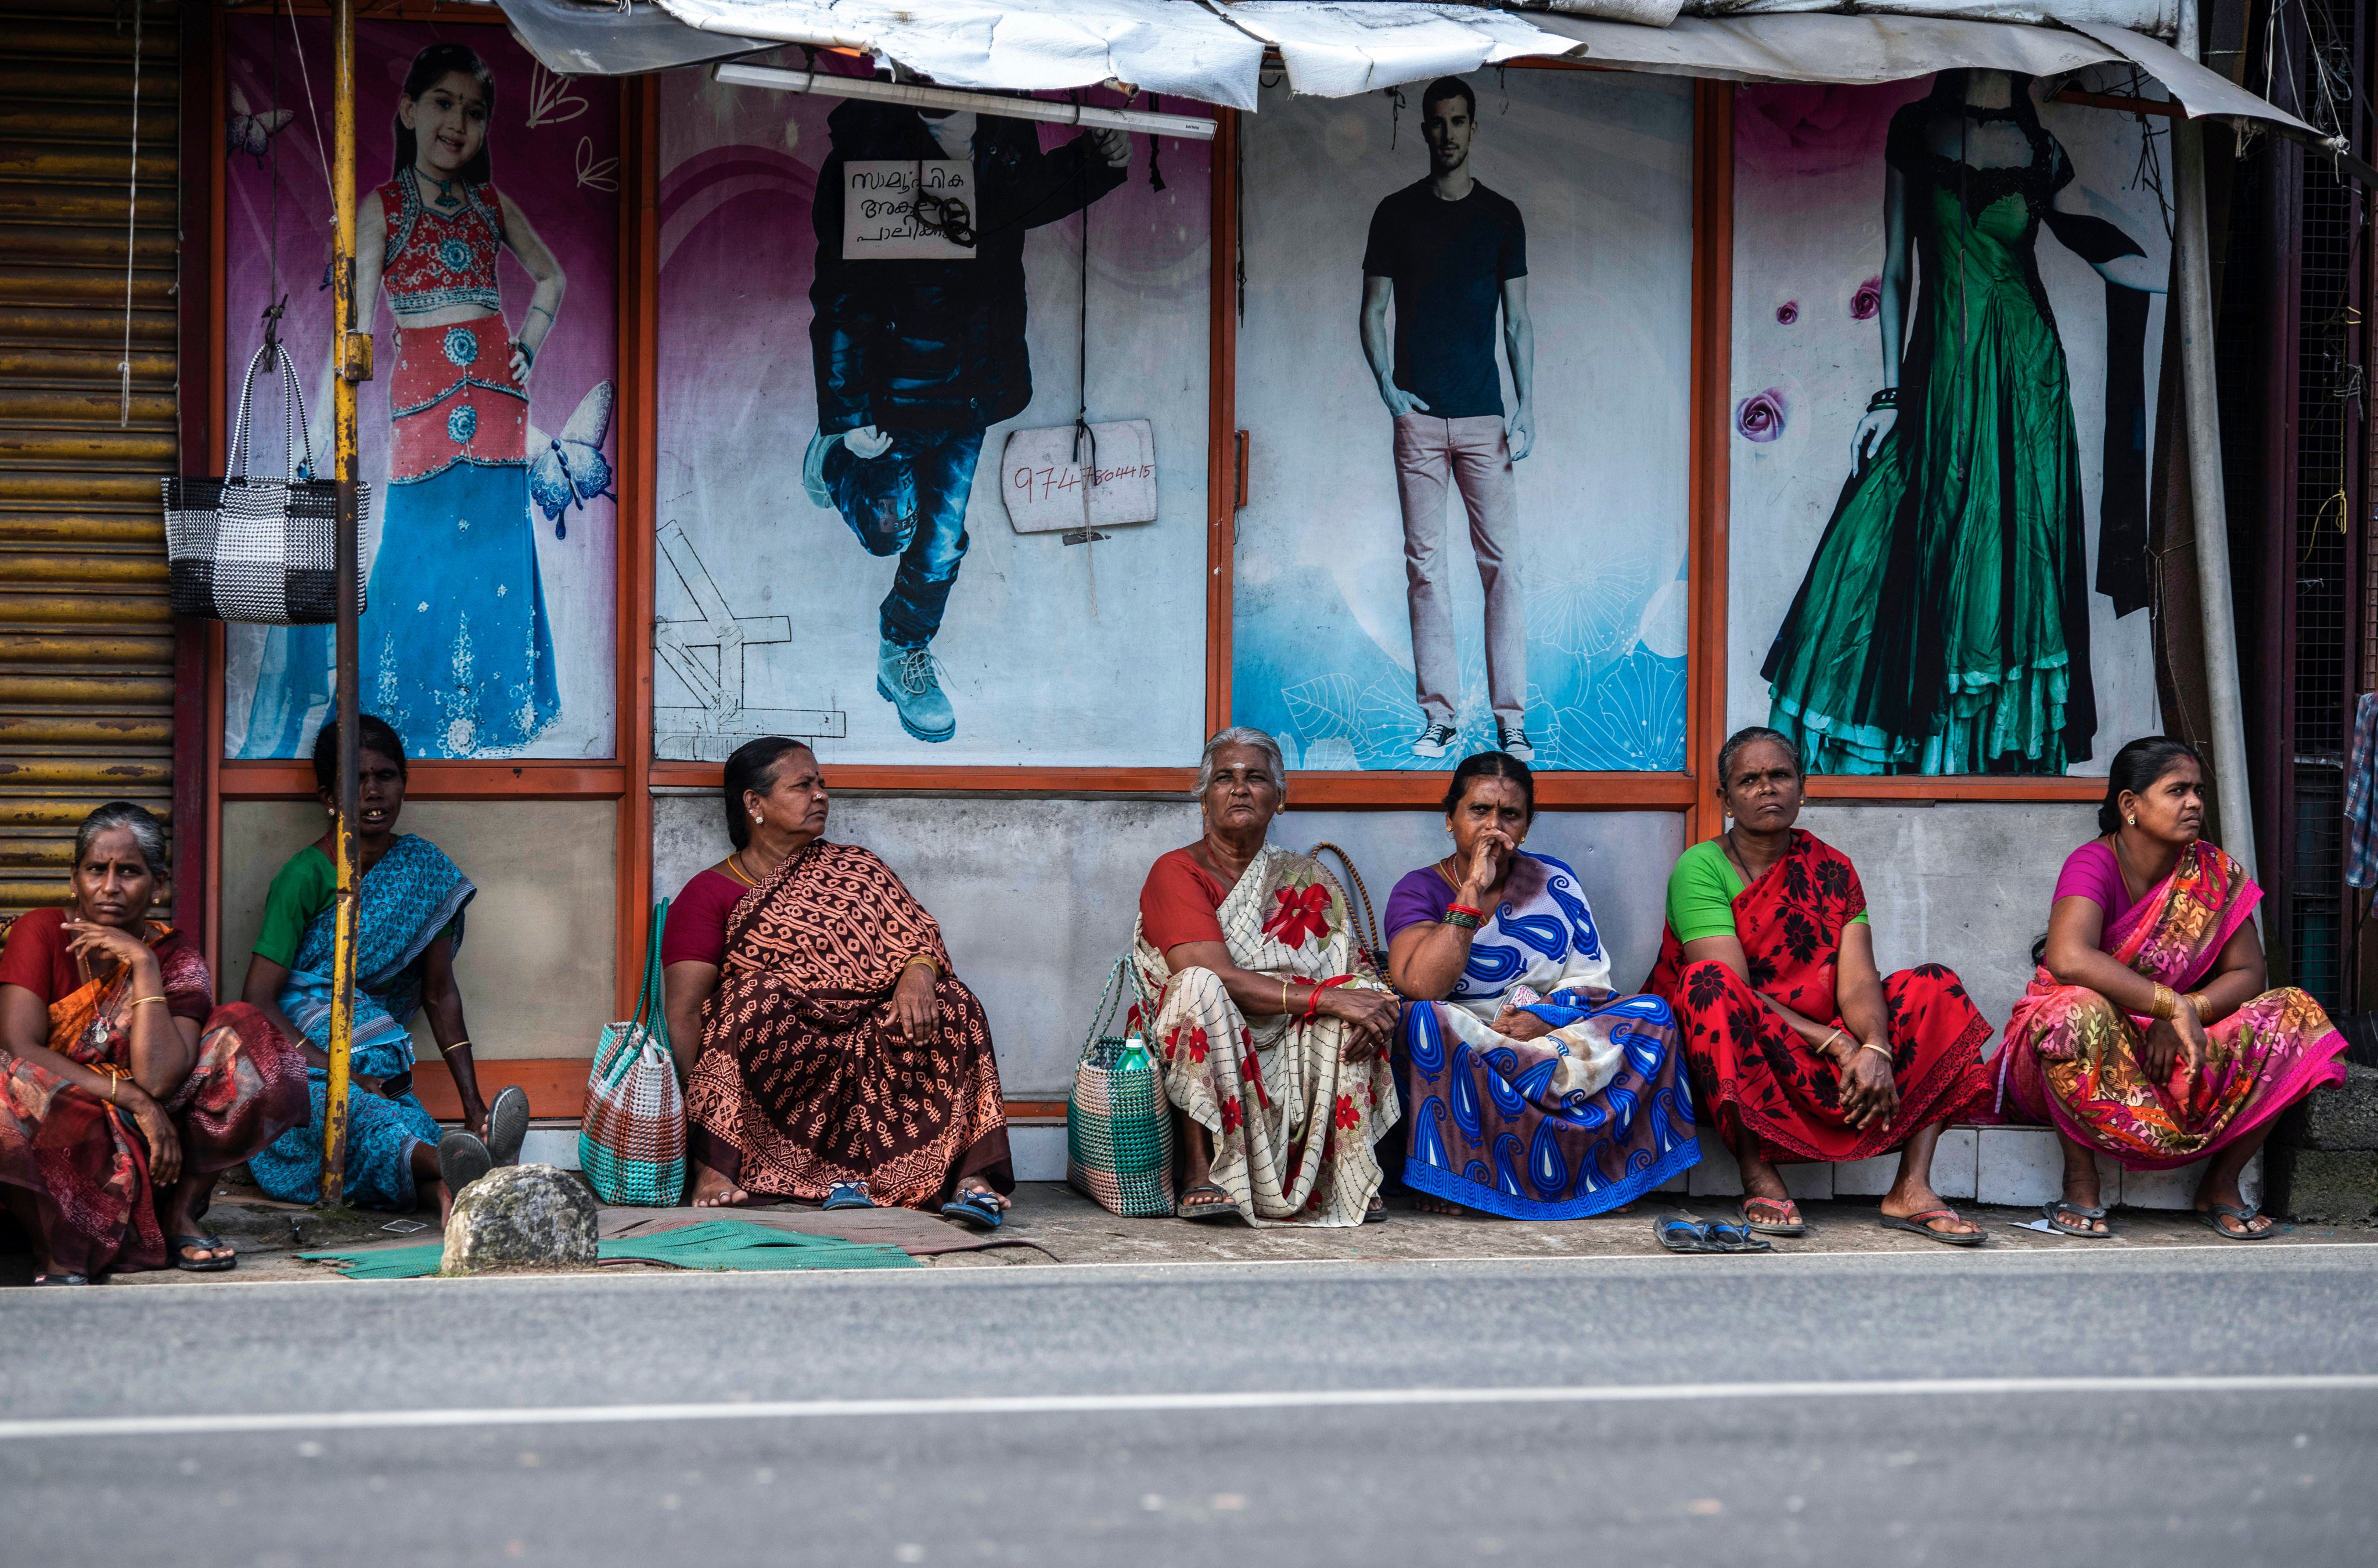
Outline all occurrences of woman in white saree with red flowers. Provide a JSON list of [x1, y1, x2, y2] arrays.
[[1134, 730, 1401, 1227]]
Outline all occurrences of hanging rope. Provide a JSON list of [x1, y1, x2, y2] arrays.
[[285, 0, 333, 207], [116, 0, 143, 426]]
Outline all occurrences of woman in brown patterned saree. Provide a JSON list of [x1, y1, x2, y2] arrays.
[[670, 738, 1012, 1224]]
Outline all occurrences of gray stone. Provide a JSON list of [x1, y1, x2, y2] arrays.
[[2298, 1063, 2378, 1151], [440, 1164, 599, 1275], [2275, 1148, 2378, 1224]]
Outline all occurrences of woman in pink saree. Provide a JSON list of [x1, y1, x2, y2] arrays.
[[1999, 738, 2345, 1238]]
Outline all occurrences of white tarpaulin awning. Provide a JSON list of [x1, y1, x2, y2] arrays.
[[1219, 1, 1567, 98], [491, 0, 2322, 149], [646, 0, 1265, 108], [1528, 12, 2317, 136], [1676, 0, 2175, 38], [1529, 11, 2127, 82]]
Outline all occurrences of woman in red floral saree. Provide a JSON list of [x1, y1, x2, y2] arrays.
[[1646, 729, 1996, 1242], [2001, 738, 2345, 1239], [0, 805, 304, 1282]]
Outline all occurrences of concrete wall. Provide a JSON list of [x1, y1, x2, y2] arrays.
[[219, 800, 617, 1060], [655, 792, 2099, 1096], [1796, 801, 2100, 1044], [653, 792, 1685, 1098]]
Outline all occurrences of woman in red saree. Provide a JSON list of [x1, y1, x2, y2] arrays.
[[1646, 729, 1996, 1242], [0, 805, 305, 1282], [2000, 737, 2345, 1239]]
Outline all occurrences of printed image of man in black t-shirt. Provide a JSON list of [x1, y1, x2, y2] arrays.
[[1358, 75, 1535, 763]]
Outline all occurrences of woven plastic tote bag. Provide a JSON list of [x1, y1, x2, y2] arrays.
[[163, 337, 368, 624], [580, 899, 686, 1206], [1066, 956, 1176, 1217]]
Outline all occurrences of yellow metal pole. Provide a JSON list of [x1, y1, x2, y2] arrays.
[[321, 0, 363, 1205]]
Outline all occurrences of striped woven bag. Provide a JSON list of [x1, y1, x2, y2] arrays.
[[579, 899, 687, 1206], [1066, 956, 1177, 1217]]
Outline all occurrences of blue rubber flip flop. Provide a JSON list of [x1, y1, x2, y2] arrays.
[[1654, 1214, 1718, 1254], [1701, 1217, 1774, 1254], [822, 1181, 876, 1211], [938, 1190, 1003, 1231]]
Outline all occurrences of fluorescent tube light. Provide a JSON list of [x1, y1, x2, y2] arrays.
[[710, 61, 1218, 140]]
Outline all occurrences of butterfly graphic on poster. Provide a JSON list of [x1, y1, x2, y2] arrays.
[[226, 84, 294, 168], [528, 380, 616, 539]]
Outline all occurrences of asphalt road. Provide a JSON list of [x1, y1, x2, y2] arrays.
[[5, 1245, 2375, 1566]]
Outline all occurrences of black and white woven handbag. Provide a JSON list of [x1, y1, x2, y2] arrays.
[[163, 339, 368, 624]]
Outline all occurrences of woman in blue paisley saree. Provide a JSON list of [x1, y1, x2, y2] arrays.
[[242, 718, 515, 1220], [1385, 752, 1700, 1217]]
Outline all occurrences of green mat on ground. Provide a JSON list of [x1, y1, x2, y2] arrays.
[[302, 1219, 922, 1279]]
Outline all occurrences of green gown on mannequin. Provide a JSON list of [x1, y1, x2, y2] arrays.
[[1764, 92, 2100, 775]]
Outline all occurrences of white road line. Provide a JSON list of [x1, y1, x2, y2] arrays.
[[5, 1375, 2374, 1442]]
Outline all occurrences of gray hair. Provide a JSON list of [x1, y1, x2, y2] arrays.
[[1715, 725, 1802, 789], [1195, 727, 1288, 798], [75, 801, 168, 877]]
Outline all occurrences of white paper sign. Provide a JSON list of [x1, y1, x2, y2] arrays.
[[841, 159, 977, 260], [1000, 420, 1159, 535]]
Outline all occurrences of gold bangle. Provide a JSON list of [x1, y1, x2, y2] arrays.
[[1817, 1027, 1845, 1056], [437, 1038, 470, 1056], [1858, 1040, 1893, 1060], [2187, 992, 2212, 1022], [1282, 977, 1291, 1015], [902, 955, 940, 976], [2150, 984, 2178, 1021], [124, 994, 167, 1011]]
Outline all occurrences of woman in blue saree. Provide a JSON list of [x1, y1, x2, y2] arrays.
[[1386, 752, 1700, 1216], [242, 717, 523, 1218]]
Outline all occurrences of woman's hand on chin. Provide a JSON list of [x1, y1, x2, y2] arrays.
[[62, 918, 157, 975]]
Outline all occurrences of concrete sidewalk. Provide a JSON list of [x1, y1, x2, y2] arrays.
[[8, 1178, 2375, 1286]]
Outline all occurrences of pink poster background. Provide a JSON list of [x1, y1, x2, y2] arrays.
[[219, 16, 620, 759]]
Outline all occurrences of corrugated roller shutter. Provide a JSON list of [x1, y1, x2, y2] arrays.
[[0, 0, 179, 917]]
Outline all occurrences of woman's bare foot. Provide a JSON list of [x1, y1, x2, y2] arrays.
[[1733, 1148, 1807, 1233], [1879, 1183, 1979, 1237], [2052, 1134, 2110, 1235], [691, 1161, 750, 1208], [2192, 1173, 2272, 1236], [1412, 1195, 1465, 1215], [1880, 1133, 1978, 1237], [159, 1173, 234, 1265]]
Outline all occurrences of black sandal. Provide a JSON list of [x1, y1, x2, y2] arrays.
[[170, 1233, 237, 1272], [2043, 1199, 2113, 1238], [1176, 1183, 1236, 1222], [32, 1272, 91, 1286], [2194, 1202, 2275, 1240]]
